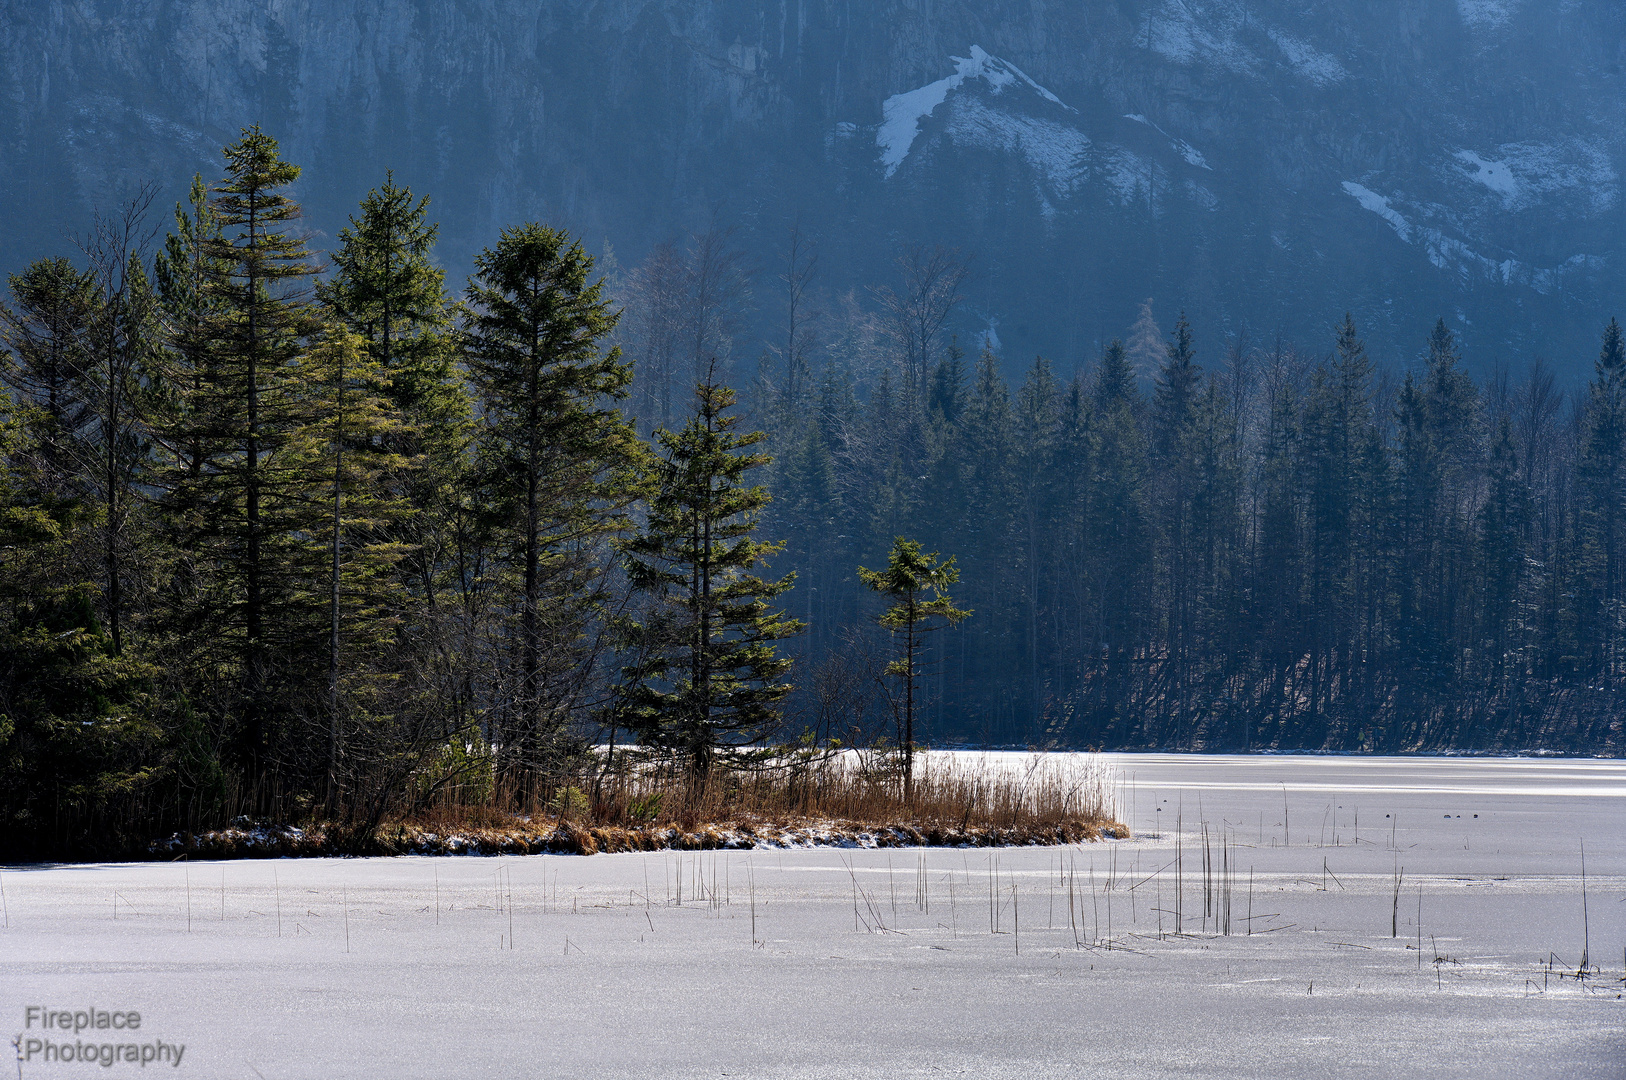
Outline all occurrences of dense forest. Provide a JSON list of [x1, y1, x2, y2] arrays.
[[1, 129, 1621, 855]]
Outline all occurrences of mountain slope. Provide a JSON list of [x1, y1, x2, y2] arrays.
[[1, 0, 1622, 372]]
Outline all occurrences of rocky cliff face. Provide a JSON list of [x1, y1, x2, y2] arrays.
[[3, 0, 1623, 372]]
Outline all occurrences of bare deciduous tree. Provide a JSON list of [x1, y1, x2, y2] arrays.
[[870, 243, 969, 392], [622, 227, 752, 433], [77, 186, 161, 655]]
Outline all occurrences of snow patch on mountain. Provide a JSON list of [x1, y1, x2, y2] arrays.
[[1147, 1, 1257, 74], [878, 45, 1072, 178], [1458, 0, 1521, 30], [1266, 28, 1346, 84], [1455, 150, 1518, 199], [1175, 142, 1212, 170], [1448, 142, 1617, 213], [1344, 179, 1602, 294], [1500, 142, 1617, 213], [1124, 114, 1212, 170], [1147, 2, 1347, 84], [946, 98, 1090, 194], [1102, 149, 1162, 208], [1342, 182, 1412, 241]]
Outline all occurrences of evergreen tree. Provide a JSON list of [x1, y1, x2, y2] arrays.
[[1295, 314, 1382, 742], [1253, 376, 1303, 746], [1085, 339, 1149, 741], [170, 126, 324, 777], [1477, 413, 1528, 702], [461, 222, 645, 794], [318, 172, 467, 494], [79, 204, 165, 656], [0, 257, 97, 498], [619, 373, 802, 784], [927, 342, 967, 426], [1013, 355, 1061, 729], [293, 326, 413, 800], [859, 537, 969, 801], [1152, 314, 1202, 736], [0, 289, 169, 856], [771, 413, 839, 654], [1578, 317, 1626, 676], [957, 347, 1018, 721], [153, 175, 228, 490]]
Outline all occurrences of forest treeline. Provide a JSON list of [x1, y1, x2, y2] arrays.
[[1, 129, 1620, 854], [758, 304, 1626, 759]]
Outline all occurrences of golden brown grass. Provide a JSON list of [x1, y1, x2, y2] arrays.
[[151, 752, 1127, 859]]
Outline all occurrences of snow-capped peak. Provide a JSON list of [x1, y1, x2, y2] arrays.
[[877, 45, 1073, 178]]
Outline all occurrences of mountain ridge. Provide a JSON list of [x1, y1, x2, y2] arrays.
[[2, 0, 1623, 374]]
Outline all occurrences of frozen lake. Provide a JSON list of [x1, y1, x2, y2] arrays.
[[3, 754, 1622, 1078]]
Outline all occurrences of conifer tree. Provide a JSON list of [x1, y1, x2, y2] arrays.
[[859, 537, 969, 801], [1578, 317, 1626, 675], [1014, 355, 1061, 725], [1153, 314, 1202, 729], [1478, 413, 1528, 697], [1296, 314, 1383, 740], [619, 372, 802, 784], [462, 223, 645, 793], [319, 174, 471, 662], [318, 173, 466, 483], [1086, 339, 1149, 739], [1394, 369, 1442, 697], [1254, 378, 1303, 737], [153, 176, 228, 490], [927, 342, 967, 426], [959, 347, 1018, 693], [771, 413, 839, 651], [0, 257, 97, 498], [291, 326, 413, 800], [170, 126, 323, 776]]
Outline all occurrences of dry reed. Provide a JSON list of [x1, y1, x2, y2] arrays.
[[151, 752, 1127, 859]]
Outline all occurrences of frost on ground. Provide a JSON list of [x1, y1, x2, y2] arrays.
[[3, 755, 1623, 1079]]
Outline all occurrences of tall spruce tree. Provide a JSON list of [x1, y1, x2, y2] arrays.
[[79, 199, 164, 656], [293, 326, 413, 801], [0, 258, 97, 499], [1014, 355, 1061, 729], [1086, 339, 1149, 741], [619, 372, 802, 785], [462, 223, 645, 795], [1579, 317, 1626, 676], [1152, 314, 1202, 736], [153, 176, 228, 495], [318, 173, 466, 505], [172, 126, 323, 777]]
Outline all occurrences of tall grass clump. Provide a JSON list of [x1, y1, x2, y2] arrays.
[[397, 749, 1125, 853]]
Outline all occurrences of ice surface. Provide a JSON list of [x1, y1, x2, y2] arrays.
[[3, 754, 1622, 1079]]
